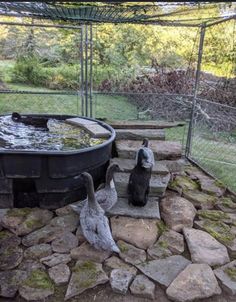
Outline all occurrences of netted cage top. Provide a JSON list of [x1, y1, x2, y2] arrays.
[[0, 2, 235, 26]]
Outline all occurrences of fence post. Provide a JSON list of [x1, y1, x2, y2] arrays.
[[185, 23, 206, 157], [89, 24, 93, 118], [80, 25, 85, 116]]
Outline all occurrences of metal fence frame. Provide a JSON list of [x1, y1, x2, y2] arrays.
[[0, 15, 235, 192]]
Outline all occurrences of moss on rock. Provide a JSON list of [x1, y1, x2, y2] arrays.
[[118, 241, 129, 253], [169, 175, 199, 192], [24, 218, 43, 230], [202, 219, 235, 245], [198, 210, 229, 221], [158, 240, 168, 249], [7, 208, 32, 218], [156, 220, 168, 235], [23, 269, 54, 290], [214, 180, 226, 189], [220, 198, 236, 209], [73, 261, 97, 273], [0, 230, 10, 239], [224, 267, 236, 281]]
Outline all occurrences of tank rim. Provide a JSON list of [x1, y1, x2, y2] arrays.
[[0, 114, 116, 155]]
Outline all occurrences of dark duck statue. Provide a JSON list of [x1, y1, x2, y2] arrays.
[[79, 172, 120, 253], [128, 138, 155, 207]]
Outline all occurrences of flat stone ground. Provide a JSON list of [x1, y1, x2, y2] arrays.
[[1, 120, 236, 302], [5, 283, 236, 302]]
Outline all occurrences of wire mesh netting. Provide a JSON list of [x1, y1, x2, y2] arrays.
[[189, 99, 236, 192], [93, 92, 191, 152], [93, 20, 235, 192]]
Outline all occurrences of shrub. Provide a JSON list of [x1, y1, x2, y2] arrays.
[[12, 57, 80, 89]]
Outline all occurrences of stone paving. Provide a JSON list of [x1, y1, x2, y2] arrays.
[[0, 124, 236, 301]]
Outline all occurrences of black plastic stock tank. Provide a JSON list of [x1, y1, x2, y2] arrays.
[[0, 114, 116, 209]]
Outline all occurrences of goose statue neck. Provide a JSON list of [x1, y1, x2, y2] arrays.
[[105, 163, 120, 188], [81, 172, 98, 209]]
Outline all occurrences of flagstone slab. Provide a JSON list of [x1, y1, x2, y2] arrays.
[[107, 197, 160, 219], [65, 260, 108, 300], [183, 227, 230, 266], [114, 172, 170, 198], [116, 140, 182, 160], [182, 190, 217, 210], [215, 197, 236, 213], [66, 117, 97, 126], [214, 260, 236, 295], [1, 207, 53, 236], [118, 240, 147, 266], [111, 157, 169, 175], [0, 270, 28, 298], [0, 229, 21, 248], [136, 255, 191, 288], [19, 269, 54, 301], [0, 245, 23, 270], [130, 275, 155, 300], [104, 256, 137, 275], [167, 264, 221, 302], [194, 220, 236, 257], [110, 268, 135, 294], [160, 195, 196, 232], [159, 159, 187, 172], [115, 129, 165, 140], [109, 120, 185, 129], [111, 217, 159, 250], [70, 242, 111, 263]]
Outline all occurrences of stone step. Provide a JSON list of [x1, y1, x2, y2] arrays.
[[114, 172, 170, 198], [111, 158, 169, 175], [107, 197, 160, 219], [115, 129, 165, 141], [115, 140, 182, 161], [109, 120, 185, 129]]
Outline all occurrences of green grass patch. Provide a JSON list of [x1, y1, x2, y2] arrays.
[[0, 84, 137, 120]]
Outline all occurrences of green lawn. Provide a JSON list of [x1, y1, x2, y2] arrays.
[[0, 84, 138, 120]]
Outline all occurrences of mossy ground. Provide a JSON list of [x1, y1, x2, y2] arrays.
[[169, 175, 199, 192], [73, 261, 97, 273], [23, 269, 54, 290], [24, 217, 43, 229], [183, 189, 217, 205], [118, 241, 129, 253], [0, 230, 11, 239], [156, 220, 168, 235], [72, 261, 101, 289], [214, 180, 226, 189], [158, 240, 168, 249], [7, 208, 32, 218], [220, 197, 236, 209], [203, 219, 235, 245], [198, 210, 229, 221]]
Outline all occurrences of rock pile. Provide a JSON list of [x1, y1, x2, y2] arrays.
[[0, 162, 236, 301]]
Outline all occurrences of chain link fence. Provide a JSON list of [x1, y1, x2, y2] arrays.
[[188, 98, 236, 192], [93, 92, 191, 153]]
